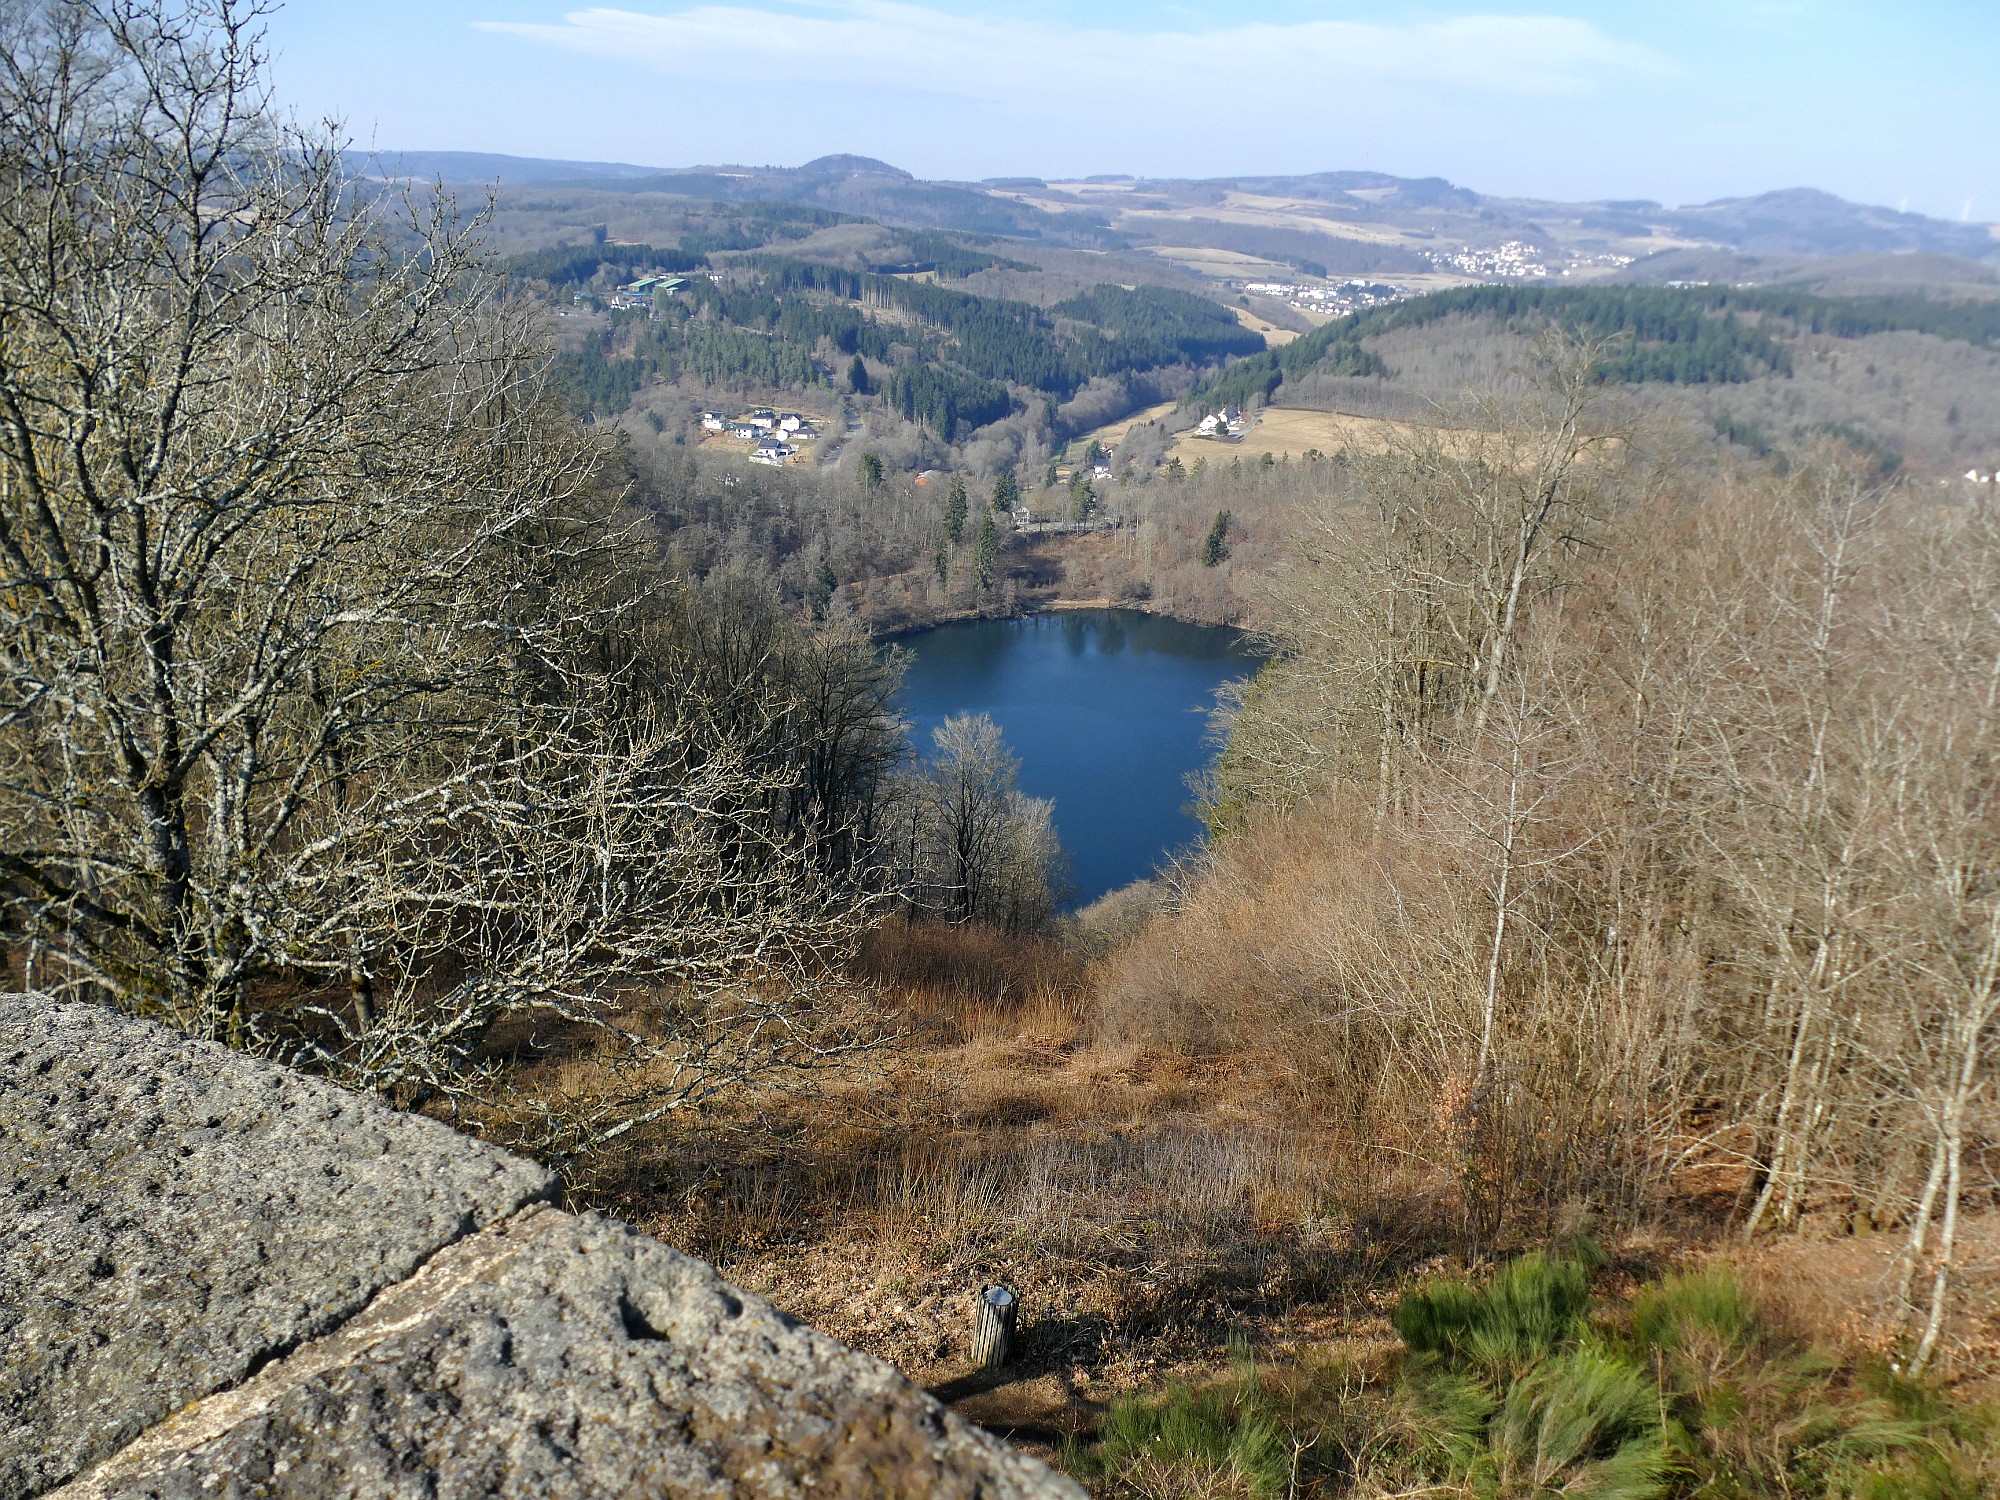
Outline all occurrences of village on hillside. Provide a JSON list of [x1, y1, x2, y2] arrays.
[[699, 406, 824, 465], [1242, 278, 1411, 318]]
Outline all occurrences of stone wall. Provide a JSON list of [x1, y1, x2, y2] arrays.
[[0, 996, 1080, 1499]]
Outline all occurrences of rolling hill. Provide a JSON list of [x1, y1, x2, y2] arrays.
[[352, 151, 2000, 276]]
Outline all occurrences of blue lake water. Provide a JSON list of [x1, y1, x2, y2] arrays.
[[896, 610, 1265, 906]]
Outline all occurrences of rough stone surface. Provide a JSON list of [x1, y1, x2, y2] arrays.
[[0, 996, 558, 1498], [60, 1207, 1076, 1499], [3, 997, 1080, 1500]]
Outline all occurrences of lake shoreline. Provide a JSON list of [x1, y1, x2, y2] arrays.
[[874, 594, 1249, 643], [850, 531, 1254, 643], [895, 611, 1265, 905]]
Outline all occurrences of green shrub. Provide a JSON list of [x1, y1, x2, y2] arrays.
[[1632, 1267, 1759, 1359], [1394, 1248, 1595, 1383], [1476, 1346, 1667, 1499], [1393, 1276, 1480, 1358], [1075, 1349, 1293, 1499], [1070, 1253, 1993, 1500]]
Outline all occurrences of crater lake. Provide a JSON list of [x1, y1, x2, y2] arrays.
[[896, 609, 1265, 906]]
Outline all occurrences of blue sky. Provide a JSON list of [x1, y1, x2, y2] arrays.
[[265, 1, 1997, 219]]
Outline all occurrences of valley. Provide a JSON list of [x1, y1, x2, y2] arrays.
[[10, 8, 2000, 1488]]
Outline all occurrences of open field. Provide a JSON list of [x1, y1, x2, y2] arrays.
[[1169, 404, 1438, 462], [1125, 193, 1428, 249], [1229, 303, 1297, 345], [1068, 397, 1183, 458], [1141, 244, 1296, 278]]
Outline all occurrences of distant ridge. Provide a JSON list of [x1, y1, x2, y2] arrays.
[[797, 154, 912, 180], [349, 151, 2000, 265], [347, 150, 664, 184], [1664, 188, 1998, 259]]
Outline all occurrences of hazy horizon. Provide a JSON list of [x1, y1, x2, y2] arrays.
[[268, 1, 1997, 225], [340, 145, 2000, 227]]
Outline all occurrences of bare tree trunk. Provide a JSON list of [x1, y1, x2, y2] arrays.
[[1910, 1095, 1964, 1375], [1742, 932, 1835, 1239], [1476, 760, 1520, 1085]]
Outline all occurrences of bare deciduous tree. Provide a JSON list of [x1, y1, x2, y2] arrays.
[[0, 0, 881, 1141], [884, 713, 1062, 931]]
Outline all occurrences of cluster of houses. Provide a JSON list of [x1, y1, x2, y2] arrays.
[[700, 408, 820, 466], [1193, 407, 1247, 441], [1424, 241, 1554, 278], [1243, 279, 1410, 317], [1421, 242, 1635, 280], [602, 275, 687, 312]]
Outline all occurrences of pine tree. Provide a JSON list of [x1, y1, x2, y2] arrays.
[[1201, 509, 1231, 567], [1165, 455, 1185, 481], [1067, 473, 1093, 523], [945, 474, 968, 543], [974, 509, 998, 590], [812, 555, 839, 619], [857, 451, 884, 491]]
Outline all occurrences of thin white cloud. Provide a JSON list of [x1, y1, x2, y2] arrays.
[[475, 3, 1665, 106]]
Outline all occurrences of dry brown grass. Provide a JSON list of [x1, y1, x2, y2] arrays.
[[490, 899, 2000, 1492], [1725, 1214, 2000, 1398], [498, 916, 1450, 1402]]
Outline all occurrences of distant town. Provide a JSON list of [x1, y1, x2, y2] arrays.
[[1242, 279, 1411, 317], [1421, 240, 1637, 279], [700, 407, 823, 466]]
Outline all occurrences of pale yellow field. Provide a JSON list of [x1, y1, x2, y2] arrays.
[[1230, 305, 1296, 346], [1070, 397, 1182, 458], [1175, 406, 1608, 468], [1169, 406, 1432, 463], [1143, 245, 1293, 277]]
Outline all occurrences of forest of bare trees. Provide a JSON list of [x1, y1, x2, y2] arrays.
[[0, 0, 1068, 1158], [1103, 334, 2000, 1370]]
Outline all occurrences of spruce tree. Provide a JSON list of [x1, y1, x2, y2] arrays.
[[992, 469, 1019, 512], [846, 354, 870, 394], [1202, 509, 1231, 567], [974, 509, 998, 590], [945, 474, 968, 543], [810, 556, 836, 619], [1067, 473, 1093, 523]]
